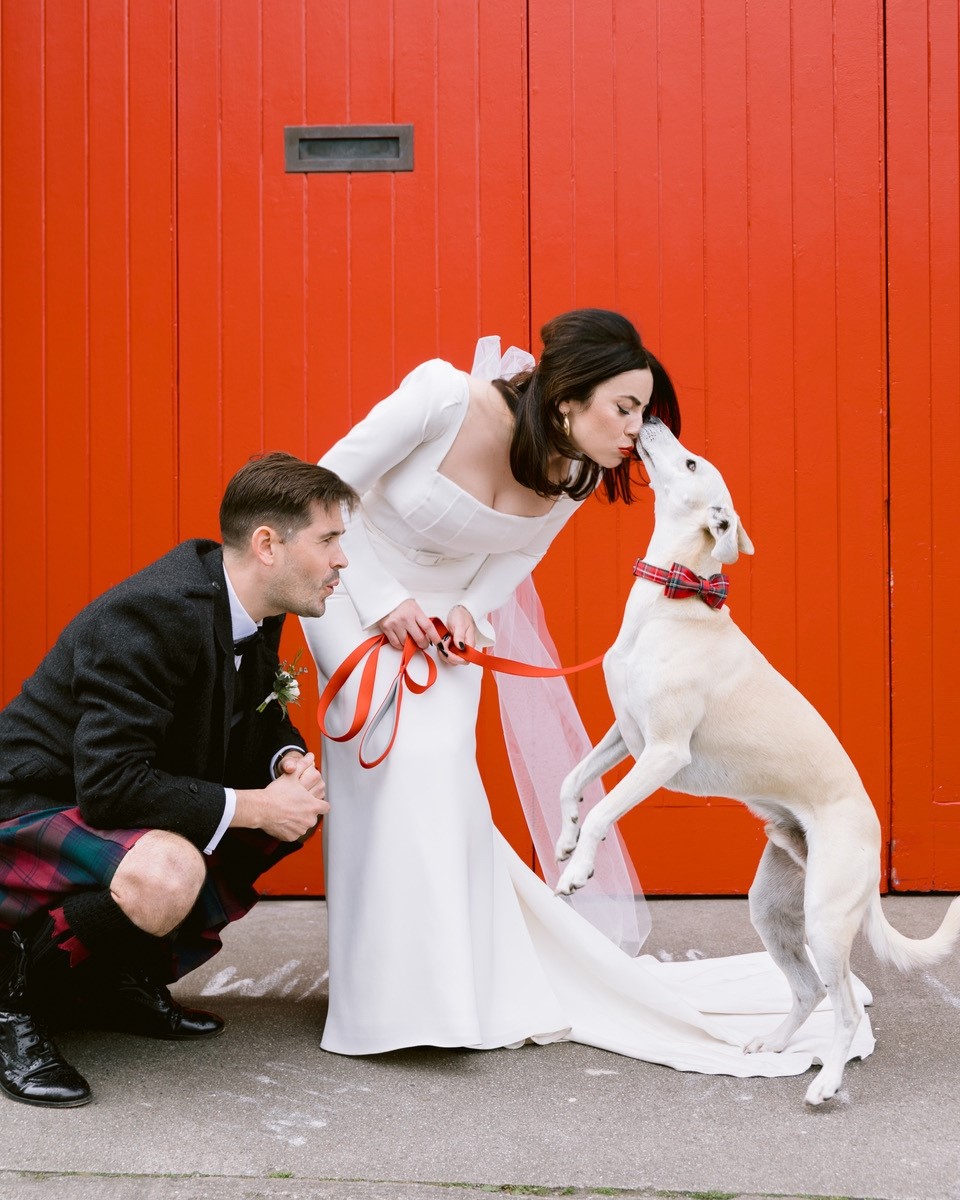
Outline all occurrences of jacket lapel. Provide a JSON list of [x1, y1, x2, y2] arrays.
[[200, 546, 236, 763]]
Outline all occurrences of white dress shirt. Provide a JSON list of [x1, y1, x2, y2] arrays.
[[202, 565, 300, 854]]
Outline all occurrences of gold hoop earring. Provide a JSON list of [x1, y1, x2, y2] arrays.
[[562, 413, 571, 438]]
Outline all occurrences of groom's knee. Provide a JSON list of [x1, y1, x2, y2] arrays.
[[111, 830, 206, 936]]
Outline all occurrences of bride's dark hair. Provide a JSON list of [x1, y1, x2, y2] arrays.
[[493, 308, 681, 503]]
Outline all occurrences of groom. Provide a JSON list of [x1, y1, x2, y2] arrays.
[[0, 452, 356, 1107]]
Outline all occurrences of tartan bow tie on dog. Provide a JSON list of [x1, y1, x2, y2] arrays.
[[632, 560, 730, 610]]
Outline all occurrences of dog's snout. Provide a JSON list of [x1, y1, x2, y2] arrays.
[[638, 417, 662, 456]]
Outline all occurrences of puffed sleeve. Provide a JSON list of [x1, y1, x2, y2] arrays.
[[319, 359, 468, 630], [459, 495, 582, 643]]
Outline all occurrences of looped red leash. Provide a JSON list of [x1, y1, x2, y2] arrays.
[[427, 618, 605, 678], [315, 632, 437, 768], [316, 618, 604, 769]]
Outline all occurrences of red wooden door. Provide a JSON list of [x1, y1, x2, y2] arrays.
[[887, 0, 960, 889], [526, 0, 890, 892]]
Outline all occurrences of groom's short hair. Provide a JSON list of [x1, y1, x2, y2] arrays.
[[219, 452, 358, 549]]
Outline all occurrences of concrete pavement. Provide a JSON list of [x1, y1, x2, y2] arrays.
[[1, 896, 958, 1200]]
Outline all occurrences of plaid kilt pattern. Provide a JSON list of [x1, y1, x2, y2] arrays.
[[0, 805, 298, 981]]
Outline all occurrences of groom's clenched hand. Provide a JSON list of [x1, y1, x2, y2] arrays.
[[276, 749, 325, 797], [233, 759, 329, 842]]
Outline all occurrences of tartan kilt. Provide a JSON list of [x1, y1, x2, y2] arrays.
[[0, 805, 300, 980]]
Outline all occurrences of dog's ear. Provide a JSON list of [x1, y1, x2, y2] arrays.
[[709, 505, 755, 564]]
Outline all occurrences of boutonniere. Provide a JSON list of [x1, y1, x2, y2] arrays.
[[257, 650, 308, 717]]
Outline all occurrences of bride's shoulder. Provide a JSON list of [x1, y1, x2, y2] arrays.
[[398, 357, 466, 394], [395, 358, 470, 429]]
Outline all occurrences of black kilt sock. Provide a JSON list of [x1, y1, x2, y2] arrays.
[[56, 890, 169, 977]]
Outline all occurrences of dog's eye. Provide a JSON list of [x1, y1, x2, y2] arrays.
[[685, 459, 697, 472]]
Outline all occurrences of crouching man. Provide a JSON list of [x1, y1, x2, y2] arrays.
[[0, 452, 356, 1106]]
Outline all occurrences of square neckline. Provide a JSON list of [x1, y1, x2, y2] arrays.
[[433, 371, 564, 522]]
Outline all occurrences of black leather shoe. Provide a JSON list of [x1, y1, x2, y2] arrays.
[[98, 973, 225, 1040], [0, 931, 91, 1108], [0, 1008, 92, 1108]]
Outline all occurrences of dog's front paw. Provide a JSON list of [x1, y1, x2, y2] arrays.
[[555, 855, 595, 896], [744, 1033, 789, 1055], [554, 822, 581, 863]]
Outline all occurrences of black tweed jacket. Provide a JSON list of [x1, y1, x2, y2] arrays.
[[0, 540, 307, 849]]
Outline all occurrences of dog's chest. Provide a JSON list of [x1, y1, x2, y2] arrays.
[[607, 601, 729, 689]]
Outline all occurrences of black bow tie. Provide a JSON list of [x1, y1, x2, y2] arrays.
[[233, 630, 262, 656]]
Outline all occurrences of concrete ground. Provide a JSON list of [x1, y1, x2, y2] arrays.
[[1, 896, 958, 1200]]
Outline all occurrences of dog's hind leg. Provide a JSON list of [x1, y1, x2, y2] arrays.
[[555, 723, 630, 863], [745, 836, 826, 1056], [801, 929, 862, 1106], [800, 843, 874, 1106]]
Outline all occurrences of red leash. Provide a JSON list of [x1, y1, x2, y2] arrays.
[[316, 617, 604, 768]]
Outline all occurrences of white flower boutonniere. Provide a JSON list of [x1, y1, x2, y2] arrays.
[[257, 650, 309, 717]]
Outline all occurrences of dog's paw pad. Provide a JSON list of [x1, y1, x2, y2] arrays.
[[556, 862, 592, 894], [743, 1036, 779, 1055], [804, 1070, 843, 1107], [554, 828, 581, 862]]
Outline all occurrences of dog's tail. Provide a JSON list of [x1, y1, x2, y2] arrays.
[[861, 893, 960, 972]]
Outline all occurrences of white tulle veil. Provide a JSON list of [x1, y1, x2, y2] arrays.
[[473, 336, 650, 956]]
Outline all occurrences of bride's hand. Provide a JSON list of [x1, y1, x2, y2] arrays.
[[440, 605, 478, 667], [380, 598, 438, 651]]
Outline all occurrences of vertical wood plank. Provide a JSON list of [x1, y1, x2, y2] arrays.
[[392, 0, 440, 378], [789, 0, 842, 726], [87, 0, 134, 587], [43, 1, 91, 635], [177, 1, 224, 538], [925, 0, 960, 885], [128, 0, 178, 563], [476, 0, 529, 344], [888, 0, 960, 888], [830, 0, 889, 845], [262, 0, 308, 454], [220, 0, 266, 474], [700, 0, 751, 634], [303, 0, 351, 452], [345, 2, 397, 407], [740, 0, 798, 686]]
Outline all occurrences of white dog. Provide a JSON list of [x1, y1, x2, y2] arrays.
[[555, 417, 960, 1105]]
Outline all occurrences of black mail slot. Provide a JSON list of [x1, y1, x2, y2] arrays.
[[284, 124, 414, 174]]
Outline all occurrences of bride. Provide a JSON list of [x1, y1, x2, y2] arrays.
[[300, 308, 874, 1076]]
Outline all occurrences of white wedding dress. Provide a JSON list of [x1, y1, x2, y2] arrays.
[[300, 354, 875, 1075]]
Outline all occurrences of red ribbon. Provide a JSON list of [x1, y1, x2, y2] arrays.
[[316, 617, 604, 769]]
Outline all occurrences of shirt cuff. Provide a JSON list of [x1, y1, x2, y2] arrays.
[[204, 789, 237, 856], [270, 745, 305, 779]]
